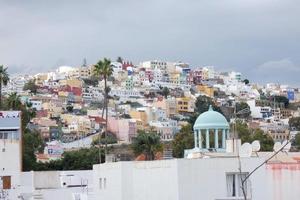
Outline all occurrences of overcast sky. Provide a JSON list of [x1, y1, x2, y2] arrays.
[[0, 0, 299, 86]]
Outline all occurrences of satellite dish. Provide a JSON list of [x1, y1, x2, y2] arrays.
[[251, 140, 261, 152], [273, 142, 282, 152], [239, 143, 252, 157], [282, 140, 291, 152]]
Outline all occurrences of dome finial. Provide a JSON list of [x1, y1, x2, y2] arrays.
[[208, 105, 213, 111]]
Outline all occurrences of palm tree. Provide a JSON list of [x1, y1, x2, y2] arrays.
[[6, 92, 22, 110], [0, 65, 9, 109], [93, 58, 113, 161], [131, 130, 162, 160]]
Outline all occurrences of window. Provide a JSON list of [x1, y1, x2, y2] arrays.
[[99, 178, 102, 189], [104, 178, 107, 189], [1, 176, 11, 189], [226, 173, 250, 198]]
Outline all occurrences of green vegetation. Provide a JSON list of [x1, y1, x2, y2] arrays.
[[6, 92, 22, 110], [116, 56, 123, 63], [131, 130, 163, 160], [162, 87, 170, 98], [293, 133, 300, 150], [22, 129, 45, 171], [243, 79, 249, 85], [235, 120, 274, 151], [34, 148, 105, 171], [0, 65, 9, 109], [236, 102, 251, 119], [289, 117, 300, 130], [172, 124, 194, 158], [92, 132, 118, 146], [189, 95, 224, 125], [82, 76, 99, 87], [272, 95, 289, 108], [93, 58, 113, 156], [23, 79, 38, 94]]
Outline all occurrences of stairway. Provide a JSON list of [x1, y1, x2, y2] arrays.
[[163, 148, 173, 159], [32, 191, 43, 200]]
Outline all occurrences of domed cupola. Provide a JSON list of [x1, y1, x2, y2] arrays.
[[193, 105, 230, 151]]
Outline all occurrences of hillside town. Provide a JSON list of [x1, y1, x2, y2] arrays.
[[3, 59, 300, 154], [1, 0, 300, 199], [1, 58, 300, 199]]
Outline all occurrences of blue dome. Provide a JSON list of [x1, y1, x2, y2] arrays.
[[193, 105, 229, 129]]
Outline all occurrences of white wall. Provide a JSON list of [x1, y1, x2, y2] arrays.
[[93, 157, 266, 200], [265, 163, 300, 200]]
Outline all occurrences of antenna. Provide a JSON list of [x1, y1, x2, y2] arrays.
[[273, 142, 282, 152], [251, 140, 261, 157], [239, 143, 252, 158], [82, 58, 87, 67]]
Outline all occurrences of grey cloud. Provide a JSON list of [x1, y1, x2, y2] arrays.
[[0, 0, 299, 85], [250, 59, 300, 87]]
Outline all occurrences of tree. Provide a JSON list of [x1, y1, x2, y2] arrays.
[[162, 87, 170, 98], [22, 129, 45, 171], [235, 120, 251, 143], [116, 56, 123, 63], [251, 129, 274, 151], [93, 58, 113, 158], [0, 65, 9, 109], [61, 147, 103, 170], [189, 95, 224, 125], [34, 147, 105, 171], [195, 95, 223, 114], [272, 95, 289, 108], [92, 132, 117, 146], [293, 133, 300, 150], [6, 92, 22, 110], [82, 76, 99, 87], [172, 124, 194, 158], [23, 79, 38, 94], [289, 117, 300, 130], [131, 131, 162, 160], [235, 121, 274, 151], [66, 103, 73, 113], [236, 102, 251, 119], [243, 79, 249, 85]]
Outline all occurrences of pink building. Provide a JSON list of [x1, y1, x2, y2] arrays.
[[108, 117, 137, 143]]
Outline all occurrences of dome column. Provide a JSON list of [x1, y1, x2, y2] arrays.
[[198, 130, 202, 149], [214, 129, 218, 149], [206, 129, 209, 149], [222, 129, 226, 149], [194, 130, 198, 148]]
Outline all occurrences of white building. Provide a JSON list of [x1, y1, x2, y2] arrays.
[[93, 157, 265, 200], [141, 60, 167, 70], [247, 99, 272, 119], [0, 111, 22, 199]]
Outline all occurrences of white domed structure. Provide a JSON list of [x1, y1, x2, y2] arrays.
[[185, 105, 230, 157]]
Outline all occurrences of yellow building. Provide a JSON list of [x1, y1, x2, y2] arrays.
[[60, 114, 92, 135], [169, 72, 180, 84], [129, 110, 148, 126], [59, 79, 82, 88], [79, 66, 92, 79], [153, 98, 177, 117], [176, 97, 195, 113], [136, 120, 144, 130], [58, 91, 69, 97], [196, 85, 214, 97], [42, 102, 63, 118], [34, 73, 48, 86]]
